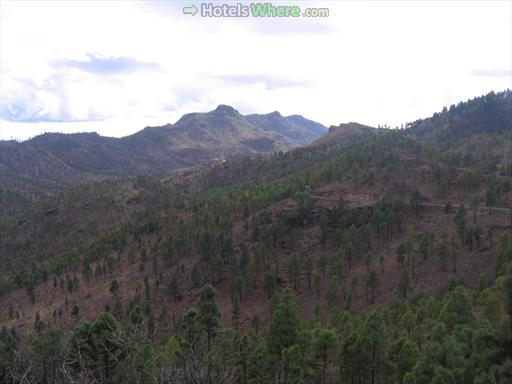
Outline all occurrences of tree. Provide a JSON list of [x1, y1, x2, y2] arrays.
[[263, 270, 277, 298], [71, 305, 80, 318], [397, 271, 410, 299], [129, 304, 144, 325], [473, 226, 482, 249], [330, 251, 343, 278], [251, 314, 261, 333], [34, 312, 45, 334], [317, 252, 327, 276], [110, 279, 119, 295], [230, 275, 243, 303], [325, 280, 337, 308], [82, 263, 93, 286], [198, 284, 220, 355], [366, 270, 379, 303], [471, 195, 480, 223], [267, 288, 304, 358], [396, 243, 406, 268], [410, 190, 424, 216], [364, 251, 373, 275], [487, 224, 497, 248], [191, 263, 201, 288], [419, 232, 429, 261], [504, 273, 512, 326], [444, 202, 452, 221], [281, 344, 309, 384], [450, 235, 459, 273], [390, 338, 420, 384], [438, 236, 449, 272], [483, 290, 502, 327], [439, 285, 474, 329], [29, 327, 64, 384], [168, 271, 181, 301], [502, 179, 511, 201], [304, 257, 313, 291], [288, 254, 300, 291], [313, 327, 337, 384], [69, 312, 123, 383], [361, 311, 388, 384], [231, 298, 241, 331], [486, 184, 497, 215], [344, 241, 355, 270]]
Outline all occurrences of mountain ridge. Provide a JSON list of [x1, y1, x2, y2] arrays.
[[0, 105, 327, 216]]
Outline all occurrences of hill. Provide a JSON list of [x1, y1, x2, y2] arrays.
[[309, 122, 377, 148], [0, 90, 511, 383], [0, 106, 327, 217], [407, 89, 512, 140]]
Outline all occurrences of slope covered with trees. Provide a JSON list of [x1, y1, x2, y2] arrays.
[[0, 90, 511, 383], [0, 106, 327, 218]]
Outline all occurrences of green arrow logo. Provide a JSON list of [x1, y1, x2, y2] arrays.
[[183, 5, 198, 16]]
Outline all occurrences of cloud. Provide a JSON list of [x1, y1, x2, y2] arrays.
[[1, 1, 511, 139], [218, 73, 314, 89], [1, 75, 109, 123], [470, 68, 512, 77], [52, 53, 160, 75]]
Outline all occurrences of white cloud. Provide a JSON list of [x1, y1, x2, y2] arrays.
[[0, 0, 511, 140]]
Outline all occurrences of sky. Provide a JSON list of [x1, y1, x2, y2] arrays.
[[0, 0, 511, 141]]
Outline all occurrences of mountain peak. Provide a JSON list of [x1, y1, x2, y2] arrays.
[[213, 104, 239, 114]]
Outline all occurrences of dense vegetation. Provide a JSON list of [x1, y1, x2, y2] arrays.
[[2, 245, 512, 383]]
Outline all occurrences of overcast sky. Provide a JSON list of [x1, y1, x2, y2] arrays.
[[1, 0, 511, 141]]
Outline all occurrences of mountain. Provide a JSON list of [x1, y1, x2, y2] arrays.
[[0, 91, 511, 383], [0, 106, 327, 217]]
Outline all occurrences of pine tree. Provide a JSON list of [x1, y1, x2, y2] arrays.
[[439, 285, 474, 329], [486, 184, 497, 215], [288, 254, 300, 291], [263, 270, 277, 298], [344, 241, 355, 270], [251, 314, 261, 333], [361, 311, 388, 384], [71, 305, 80, 318], [396, 243, 406, 268], [267, 288, 304, 358], [198, 284, 220, 354], [438, 236, 449, 272], [410, 190, 424, 216], [397, 271, 411, 299], [313, 327, 338, 383], [364, 251, 373, 275], [110, 279, 119, 295], [450, 235, 459, 273], [231, 298, 241, 331], [191, 263, 200, 288], [304, 257, 313, 290], [366, 270, 379, 303], [34, 312, 45, 334], [325, 280, 337, 308], [471, 195, 480, 223]]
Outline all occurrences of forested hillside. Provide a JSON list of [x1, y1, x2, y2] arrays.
[[0, 90, 511, 383], [0, 106, 326, 218]]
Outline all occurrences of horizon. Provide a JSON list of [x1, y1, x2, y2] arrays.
[[1, 0, 511, 141]]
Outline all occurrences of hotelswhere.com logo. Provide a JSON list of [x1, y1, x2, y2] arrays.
[[183, 3, 330, 18]]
